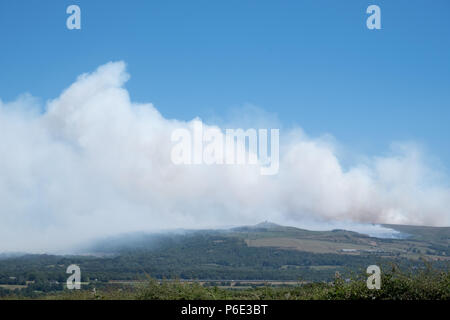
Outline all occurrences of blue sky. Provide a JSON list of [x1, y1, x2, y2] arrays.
[[1, 0, 449, 167]]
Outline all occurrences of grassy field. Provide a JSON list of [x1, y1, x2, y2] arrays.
[[238, 223, 450, 260], [0, 284, 27, 290]]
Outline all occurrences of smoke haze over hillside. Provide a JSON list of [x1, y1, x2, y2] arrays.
[[0, 62, 449, 252]]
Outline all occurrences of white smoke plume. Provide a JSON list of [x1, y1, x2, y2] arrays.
[[0, 61, 449, 252]]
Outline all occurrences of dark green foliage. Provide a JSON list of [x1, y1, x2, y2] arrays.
[[324, 266, 450, 300], [31, 267, 449, 300]]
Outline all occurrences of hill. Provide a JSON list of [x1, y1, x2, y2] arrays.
[[0, 222, 448, 297]]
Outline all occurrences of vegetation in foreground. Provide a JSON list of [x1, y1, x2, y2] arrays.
[[2, 267, 449, 300]]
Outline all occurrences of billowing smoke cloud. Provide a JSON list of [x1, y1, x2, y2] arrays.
[[0, 61, 449, 252]]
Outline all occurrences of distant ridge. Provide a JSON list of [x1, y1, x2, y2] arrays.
[[230, 221, 282, 232], [254, 221, 281, 229]]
